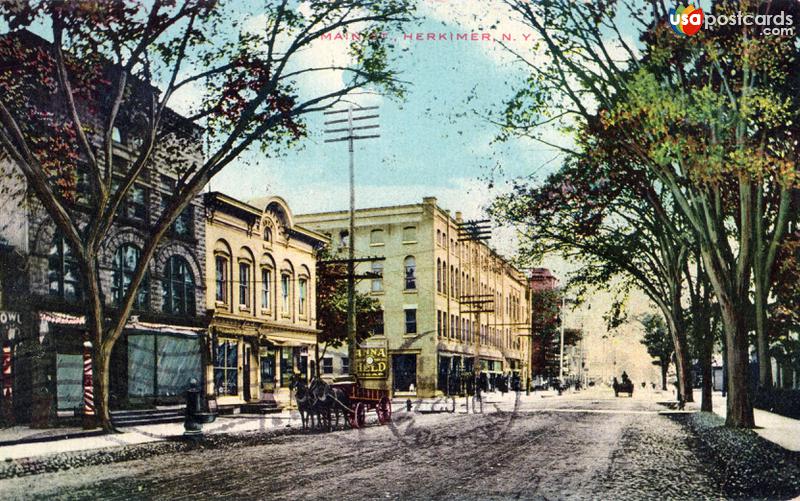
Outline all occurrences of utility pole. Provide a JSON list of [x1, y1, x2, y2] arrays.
[[324, 105, 379, 375], [458, 219, 492, 401], [559, 293, 566, 382]]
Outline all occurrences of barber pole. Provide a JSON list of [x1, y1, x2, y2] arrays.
[[2, 341, 12, 424], [82, 340, 96, 428]]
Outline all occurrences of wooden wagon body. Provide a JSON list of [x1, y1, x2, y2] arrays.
[[331, 381, 392, 429]]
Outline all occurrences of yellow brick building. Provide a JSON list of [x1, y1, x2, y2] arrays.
[[296, 197, 530, 398], [204, 193, 327, 408]]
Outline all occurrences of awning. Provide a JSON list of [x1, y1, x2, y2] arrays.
[[38, 311, 203, 337], [261, 333, 316, 347]]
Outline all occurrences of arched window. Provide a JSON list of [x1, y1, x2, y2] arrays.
[[112, 244, 149, 309], [162, 256, 195, 315], [404, 256, 416, 290], [263, 225, 272, 242], [48, 236, 81, 301]]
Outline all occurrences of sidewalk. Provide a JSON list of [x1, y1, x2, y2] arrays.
[[0, 410, 300, 461], [707, 391, 800, 452]]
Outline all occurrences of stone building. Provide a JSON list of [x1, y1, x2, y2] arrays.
[[205, 193, 326, 409], [0, 31, 207, 425], [296, 197, 531, 398]]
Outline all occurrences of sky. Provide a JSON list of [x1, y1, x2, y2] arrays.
[[201, 1, 567, 249], [1, 0, 662, 381]]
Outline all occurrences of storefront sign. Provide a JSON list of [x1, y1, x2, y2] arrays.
[[355, 341, 388, 379], [0, 311, 21, 341]]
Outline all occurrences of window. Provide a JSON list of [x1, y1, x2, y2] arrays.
[[341, 357, 350, 374], [339, 230, 350, 249], [239, 262, 251, 307], [298, 277, 307, 315], [162, 256, 195, 315], [261, 268, 271, 310], [405, 308, 417, 334], [370, 229, 384, 246], [281, 274, 290, 313], [371, 261, 383, 292], [48, 237, 81, 301], [402, 226, 417, 243], [437, 310, 442, 337], [263, 225, 272, 242], [112, 244, 149, 309], [437, 259, 442, 293], [450, 265, 455, 296], [161, 196, 192, 237], [112, 127, 122, 143], [322, 357, 334, 375], [112, 180, 147, 221], [215, 256, 228, 303], [404, 256, 416, 290], [214, 339, 238, 396], [372, 310, 384, 335]]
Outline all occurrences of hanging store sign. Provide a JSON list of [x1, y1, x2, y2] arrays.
[[355, 340, 388, 379]]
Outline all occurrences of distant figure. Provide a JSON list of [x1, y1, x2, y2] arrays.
[[613, 377, 619, 387]]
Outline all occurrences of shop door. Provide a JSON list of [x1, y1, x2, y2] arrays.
[[438, 356, 450, 395], [392, 354, 417, 393], [243, 346, 251, 401]]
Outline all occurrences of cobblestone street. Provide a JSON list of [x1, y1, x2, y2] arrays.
[[0, 390, 766, 500]]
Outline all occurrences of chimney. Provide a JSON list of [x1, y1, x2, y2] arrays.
[[422, 196, 437, 206], [455, 211, 463, 223]]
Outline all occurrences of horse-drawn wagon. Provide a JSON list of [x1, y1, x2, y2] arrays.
[[291, 376, 392, 431]]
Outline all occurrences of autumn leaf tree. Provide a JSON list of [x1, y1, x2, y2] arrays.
[[0, 0, 414, 431]]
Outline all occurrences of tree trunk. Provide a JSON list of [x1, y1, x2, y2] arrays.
[[720, 302, 755, 428], [700, 345, 713, 412], [754, 287, 772, 388], [661, 362, 668, 391], [94, 341, 115, 432]]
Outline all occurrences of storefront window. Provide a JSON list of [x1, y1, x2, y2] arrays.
[[214, 339, 238, 396], [280, 347, 294, 384], [260, 344, 276, 385]]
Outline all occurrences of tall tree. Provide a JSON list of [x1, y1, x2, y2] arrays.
[[499, 0, 798, 427], [0, 0, 414, 430]]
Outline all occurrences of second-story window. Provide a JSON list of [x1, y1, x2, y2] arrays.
[[404, 256, 416, 290], [281, 274, 290, 314], [261, 268, 271, 311], [162, 255, 195, 315], [239, 262, 251, 308], [298, 277, 307, 316], [405, 308, 417, 334], [112, 244, 149, 309], [215, 256, 228, 303], [263, 226, 272, 243]]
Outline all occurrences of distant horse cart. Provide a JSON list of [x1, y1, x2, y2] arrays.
[[291, 377, 392, 431], [613, 378, 634, 397]]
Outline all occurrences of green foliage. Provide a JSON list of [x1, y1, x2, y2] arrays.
[[639, 313, 673, 368], [315, 247, 382, 350]]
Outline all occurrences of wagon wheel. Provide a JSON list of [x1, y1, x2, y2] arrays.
[[355, 402, 367, 428], [376, 396, 392, 425]]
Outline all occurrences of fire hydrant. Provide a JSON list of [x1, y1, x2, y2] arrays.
[[184, 378, 216, 438]]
